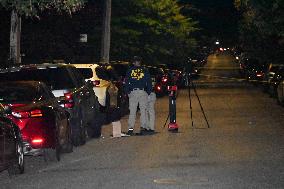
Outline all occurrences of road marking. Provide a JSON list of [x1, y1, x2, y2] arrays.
[[154, 177, 209, 185]]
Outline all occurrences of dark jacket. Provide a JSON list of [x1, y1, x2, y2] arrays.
[[125, 66, 152, 95]]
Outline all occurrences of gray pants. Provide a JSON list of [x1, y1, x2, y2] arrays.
[[128, 89, 148, 131], [145, 92, 156, 130]]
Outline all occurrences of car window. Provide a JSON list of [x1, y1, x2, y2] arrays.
[[0, 68, 76, 90], [69, 67, 85, 87], [148, 67, 164, 76], [0, 85, 39, 103], [39, 84, 56, 100], [77, 68, 93, 79]]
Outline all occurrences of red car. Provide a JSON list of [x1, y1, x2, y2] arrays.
[[0, 81, 73, 161], [0, 104, 24, 175]]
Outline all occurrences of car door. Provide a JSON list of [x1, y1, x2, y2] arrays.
[[71, 67, 95, 123], [3, 121, 15, 162], [41, 84, 68, 145], [0, 118, 15, 166]]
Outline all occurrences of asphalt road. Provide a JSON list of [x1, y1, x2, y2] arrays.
[[1, 54, 284, 189]]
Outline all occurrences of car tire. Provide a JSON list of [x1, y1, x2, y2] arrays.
[[61, 121, 73, 153], [79, 119, 87, 145], [87, 112, 103, 138], [71, 113, 86, 146], [8, 139, 24, 175], [277, 86, 284, 106], [43, 129, 61, 162], [91, 122, 102, 138]]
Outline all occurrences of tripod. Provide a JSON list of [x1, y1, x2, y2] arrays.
[[187, 73, 210, 128], [162, 73, 210, 129]]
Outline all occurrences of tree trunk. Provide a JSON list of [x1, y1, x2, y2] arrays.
[[100, 0, 111, 64], [9, 10, 21, 65]]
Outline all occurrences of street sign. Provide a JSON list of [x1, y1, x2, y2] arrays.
[[79, 34, 88, 43]]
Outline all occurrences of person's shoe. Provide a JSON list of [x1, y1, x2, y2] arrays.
[[135, 132, 143, 136], [147, 129, 155, 133], [121, 133, 130, 137], [140, 127, 147, 131], [126, 128, 134, 135]]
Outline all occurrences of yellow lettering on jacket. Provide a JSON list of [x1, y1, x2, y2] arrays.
[[131, 69, 144, 80]]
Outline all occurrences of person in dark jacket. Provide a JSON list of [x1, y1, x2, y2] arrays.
[[125, 56, 152, 135]]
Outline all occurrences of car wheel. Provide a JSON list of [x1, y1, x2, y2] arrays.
[[90, 122, 102, 138], [55, 137, 61, 162], [277, 85, 284, 106], [79, 119, 87, 145], [8, 140, 24, 175], [61, 121, 73, 153], [43, 131, 61, 162], [87, 112, 103, 138], [71, 113, 86, 146]]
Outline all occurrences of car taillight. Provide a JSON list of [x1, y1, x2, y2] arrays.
[[256, 72, 264, 77], [12, 109, 43, 118], [156, 85, 162, 91], [32, 138, 44, 145], [93, 80, 100, 86], [30, 109, 43, 117], [64, 92, 74, 108], [162, 77, 168, 83]]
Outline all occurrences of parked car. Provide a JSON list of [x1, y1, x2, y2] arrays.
[[277, 77, 284, 106], [244, 59, 266, 84], [0, 63, 101, 146], [0, 103, 24, 174], [146, 66, 168, 97], [0, 81, 73, 161], [269, 67, 284, 98], [263, 64, 284, 92]]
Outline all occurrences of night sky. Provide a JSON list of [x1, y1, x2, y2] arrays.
[[180, 0, 239, 46]]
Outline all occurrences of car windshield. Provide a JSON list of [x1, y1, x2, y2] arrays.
[[77, 68, 93, 79], [148, 67, 164, 76], [0, 68, 75, 90], [0, 85, 39, 103]]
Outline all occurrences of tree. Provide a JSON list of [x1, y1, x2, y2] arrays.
[[0, 0, 86, 65], [101, 0, 111, 64], [235, 0, 284, 64], [111, 0, 198, 66]]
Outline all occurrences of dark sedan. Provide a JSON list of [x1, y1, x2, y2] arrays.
[[0, 81, 73, 161], [0, 104, 24, 175]]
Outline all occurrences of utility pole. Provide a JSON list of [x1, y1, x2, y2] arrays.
[[9, 9, 21, 65], [100, 0, 111, 64]]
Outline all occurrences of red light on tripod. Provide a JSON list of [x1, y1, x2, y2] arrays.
[[167, 85, 177, 91]]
